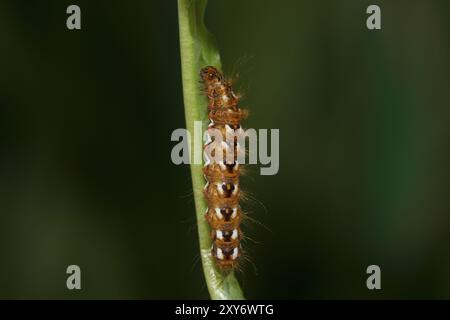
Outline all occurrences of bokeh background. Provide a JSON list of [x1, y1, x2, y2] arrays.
[[0, 0, 449, 299]]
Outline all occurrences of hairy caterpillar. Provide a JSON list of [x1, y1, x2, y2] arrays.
[[200, 66, 248, 270]]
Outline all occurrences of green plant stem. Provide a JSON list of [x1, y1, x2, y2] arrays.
[[177, 0, 245, 300]]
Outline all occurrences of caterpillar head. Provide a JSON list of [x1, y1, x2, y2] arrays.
[[200, 66, 223, 84]]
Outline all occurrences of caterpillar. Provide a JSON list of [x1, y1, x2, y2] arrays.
[[200, 66, 248, 270]]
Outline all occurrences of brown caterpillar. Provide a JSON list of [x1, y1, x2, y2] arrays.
[[200, 66, 248, 270]]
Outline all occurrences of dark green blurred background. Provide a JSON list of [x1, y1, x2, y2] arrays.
[[1, 0, 449, 299]]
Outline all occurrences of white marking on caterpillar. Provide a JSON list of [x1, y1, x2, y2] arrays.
[[203, 153, 211, 166], [216, 183, 224, 195], [231, 247, 238, 260], [215, 208, 223, 219], [204, 132, 212, 145], [232, 183, 239, 195], [217, 248, 224, 260]]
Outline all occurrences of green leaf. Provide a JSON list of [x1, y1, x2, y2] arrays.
[[177, 0, 245, 300]]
